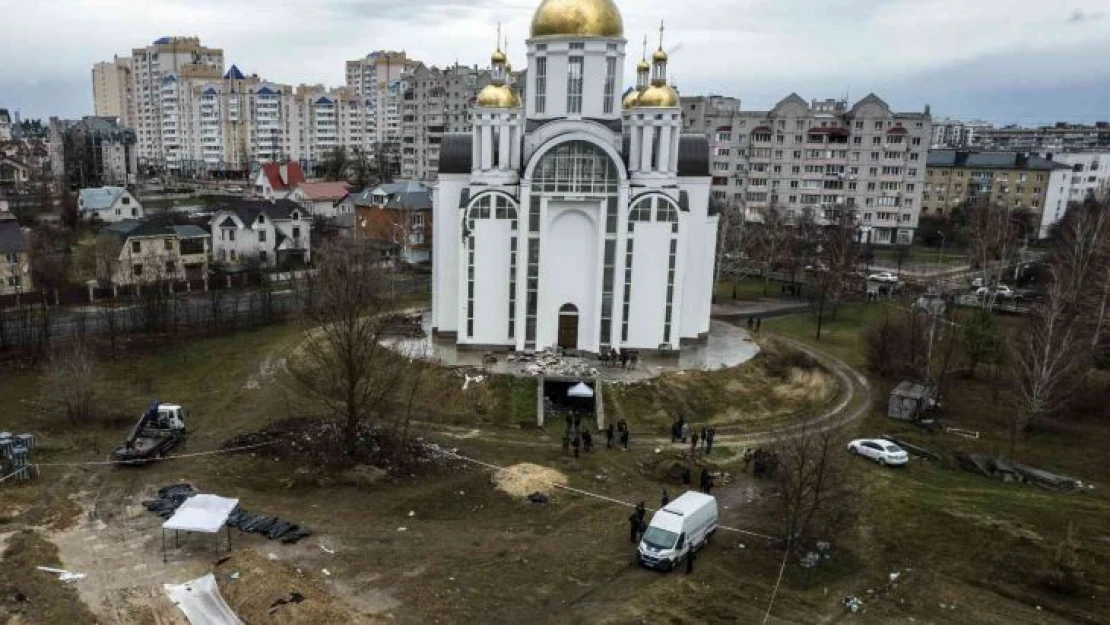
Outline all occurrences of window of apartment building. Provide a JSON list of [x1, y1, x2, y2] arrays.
[[131, 241, 141, 254], [6, 276, 20, 288], [881, 166, 903, 175], [716, 132, 731, 142], [807, 150, 822, 158], [133, 264, 143, 277], [852, 137, 862, 145], [776, 135, 785, 144], [753, 132, 772, 142], [774, 150, 784, 159], [713, 162, 729, 172], [788, 196, 797, 204], [911, 137, 921, 146], [293, 227, 301, 239], [887, 135, 904, 144], [872, 137, 882, 146], [906, 183, 915, 192], [793, 150, 802, 159], [716, 148, 731, 156], [791, 166, 801, 174], [867, 182, 876, 190], [854, 121, 863, 130], [790, 180, 799, 188], [804, 165, 823, 174], [880, 182, 901, 191], [795, 120, 804, 129], [794, 135, 803, 143], [869, 167, 879, 176], [908, 168, 917, 177], [874, 121, 884, 130], [603, 57, 617, 113], [4, 253, 17, 264], [870, 152, 879, 161], [163, 238, 173, 251], [773, 165, 782, 173], [851, 152, 860, 162], [750, 178, 768, 187], [745, 193, 768, 202], [258, 229, 267, 243], [534, 57, 547, 113]]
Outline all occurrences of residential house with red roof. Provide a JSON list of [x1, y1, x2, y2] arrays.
[[253, 161, 306, 200], [289, 181, 352, 218]]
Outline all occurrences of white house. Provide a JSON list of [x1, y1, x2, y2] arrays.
[[78, 187, 144, 223], [431, 0, 718, 355], [209, 199, 311, 268], [289, 181, 352, 218], [253, 161, 306, 200]]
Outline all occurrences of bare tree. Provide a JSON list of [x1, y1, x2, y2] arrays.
[[773, 422, 849, 553], [713, 198, 752, 300], [1052, 197, 1110, 347], [812, 210, 860, 339], [288, 243, 409, 457], [42, 340, 98, 423], [752, 203, 791, 297], [966, 199, 1020, 310]]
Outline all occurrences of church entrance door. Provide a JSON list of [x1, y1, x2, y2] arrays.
[[558, 304, 579, 351]]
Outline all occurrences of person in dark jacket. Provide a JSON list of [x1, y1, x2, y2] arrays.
[[671, 421, 678, 443], [690, 430, 699, 453], [619, 425, 630, 450], [628, 510, 641, 543], [561, 432, 570, 455], [635, 502, 647, 531], [699, 468, 711, 493], [705, 427, 716, 455], [661, 490, 670, 508], [582, 429, 593, 453], [686, 543, 696, 574], [681, 466, 692, 485], [572, 435, 581, 458], [605, 423, 615, 450]]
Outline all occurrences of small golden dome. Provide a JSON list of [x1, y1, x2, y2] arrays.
[[476, 84, 520, 108], [530, 0, 624, 38], [622, 89, 641, 110], [652, 48, 668, 63], [636, 59, 650, 72], [636, 84, 679, 108], [491, 49, 507, 64]]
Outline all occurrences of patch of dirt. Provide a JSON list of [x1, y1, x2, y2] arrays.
[[214, 549, 385, 624], [0, 484, 82, 531], [491, 463, 568, 498], [944, 509, 1044, 543], [0, 530, 101, 625]]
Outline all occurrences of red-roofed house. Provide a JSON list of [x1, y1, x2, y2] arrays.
[[289, 181, 352, 218], [253, 161, 307, 200]]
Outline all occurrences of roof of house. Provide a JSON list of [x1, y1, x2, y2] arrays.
[[0, 221, 28, 254], [78, 187, 128, 211], [927, 150, 1073, 171], [259, 162, 307, 192], [172, 225, 210, 238], [213, 199, 303, 225], [296, 181, 350, 201]]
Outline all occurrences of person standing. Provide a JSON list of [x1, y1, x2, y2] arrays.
[[620, 425, 630, 450], [756, 316, 763, 333], [704, 472, 715, 495], [605, 423, 615, 450], [670, 421, 678, 443], [582, 428, 593, 453], [572, 434, 581, 458], [661, 490, 670, 508], [686, 543, 696, 574], [690, 430, 699, 453], [699, 468, 711, 494], [635, 502, 647, 535], [700, 427, 709, 452], [628, 509, 641, 543], [706, 427, 716, 455], [679, 421, 689, 444]]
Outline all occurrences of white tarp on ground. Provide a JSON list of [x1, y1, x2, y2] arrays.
[[165, 573, 244, 625], [567, 382, 595, 398], [163, 495, 240, 533]]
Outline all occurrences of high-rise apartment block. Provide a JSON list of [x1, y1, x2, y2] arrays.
[[92, 57, 135, 127], [683, 93, 932, 246], [930, 118, 993, 148], [400, 64, 497, 181], [975, 123, 1110, 151], [346, 51, 413, 151]]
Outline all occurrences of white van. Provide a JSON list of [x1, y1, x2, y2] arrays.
[[637, 491, 719, 571]]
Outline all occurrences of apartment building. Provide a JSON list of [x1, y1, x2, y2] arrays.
[[922, 150, 1072, 239], [1039, 151, 1110, 202], [346, 51, 413, 153], [930, 118, 992, 148], [0, 109, 12, 142], [976, 123, 1110, 151], [683, 93, 931, 246], [128, 37, 225, 165], [92, 56, 134, 126], [400, 64, 496, 181], [49, 116, 138, 188]]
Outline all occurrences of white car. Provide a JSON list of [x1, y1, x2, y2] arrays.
[[848, 439, 909, 467], [867, 272, 899, 284], [976, 285, 1013, 299]]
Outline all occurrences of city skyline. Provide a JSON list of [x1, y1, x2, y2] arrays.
[[2, 0, 1109, 124]]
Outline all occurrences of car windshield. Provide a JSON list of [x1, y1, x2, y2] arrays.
[[641, 526, 679, 550], [882, 443, 904, 453]]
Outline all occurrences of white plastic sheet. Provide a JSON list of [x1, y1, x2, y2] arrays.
[[165, 573, 244, 625], [567, 382, 595, 398], [163, 495, 239, 533]]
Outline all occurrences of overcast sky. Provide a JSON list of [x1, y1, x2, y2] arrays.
[[2, 0, 1108, 125]]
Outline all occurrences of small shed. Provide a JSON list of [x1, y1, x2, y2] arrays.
[[888, 381, 937, 421]]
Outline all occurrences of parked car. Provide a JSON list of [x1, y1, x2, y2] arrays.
[[867, 272, 899, 284], [847, 439, 909, 467]]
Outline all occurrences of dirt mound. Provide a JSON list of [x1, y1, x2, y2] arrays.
[[215, 549, 383, 624], [492, 463, 568, 498], [0, 530, 100, 625]]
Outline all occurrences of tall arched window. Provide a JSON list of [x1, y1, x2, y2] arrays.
[[623, 195, 681, 344], [532, 140, 620, 195], [464, 193, 519, 339]]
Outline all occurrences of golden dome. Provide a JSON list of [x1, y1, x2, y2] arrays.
[[476, 84, 521, 108], [636, 84, 679, 108], [530, 0, 624, 38], [491, 49, 507, 64], [652, 48, 668, 63], [636, 59, 650, 72], [622, 89, 641, 110]]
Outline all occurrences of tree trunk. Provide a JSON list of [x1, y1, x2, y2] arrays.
[[815, 295, 826, 341]]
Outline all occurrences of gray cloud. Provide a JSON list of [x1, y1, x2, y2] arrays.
[[3, 0, 1110, 125]]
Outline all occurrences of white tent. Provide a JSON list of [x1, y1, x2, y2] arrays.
[[162, 494, 239, 562], [567, 382, 594, 398]]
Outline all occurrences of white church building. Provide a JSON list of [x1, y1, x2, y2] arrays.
[[431, 0, 718, 355]]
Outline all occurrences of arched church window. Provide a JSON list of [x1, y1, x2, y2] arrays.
[[622, 194, 682, 344], [464, 193, 519, 340], [533, 141, 620, 195]]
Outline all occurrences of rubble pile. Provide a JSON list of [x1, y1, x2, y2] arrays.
[[514, 350, 600, 377]]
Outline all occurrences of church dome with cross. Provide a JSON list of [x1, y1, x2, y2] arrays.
[[431, 0, 717, 357]]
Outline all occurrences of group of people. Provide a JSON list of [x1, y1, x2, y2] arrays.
[[670, 419, 717, 455], [563, 417, 630, 457], [599, 348, 640, 369]]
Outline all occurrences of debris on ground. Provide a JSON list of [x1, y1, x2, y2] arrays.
[[527, 492, 550, 505], [492, 463, 568, 498], [843, 596, 864, 613], [36, 566, 86, 583], [165, 573, 244, 625], [142, 483, 197, 518], [462, 374, 485, 391], [957, 454, 1078, 491], [268, 591, 306, 614], [519, 350, 600, 377]]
